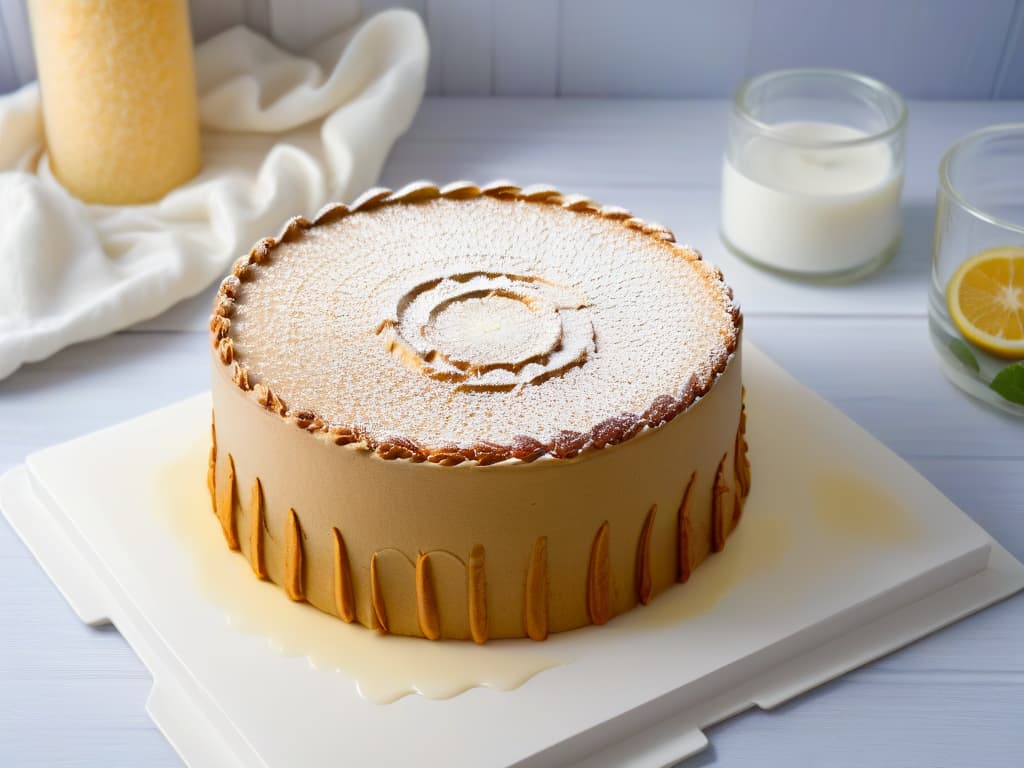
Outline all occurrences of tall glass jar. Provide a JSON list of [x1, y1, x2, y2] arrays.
[[28, 0, 202, 204], [720, 69, 907, 281]]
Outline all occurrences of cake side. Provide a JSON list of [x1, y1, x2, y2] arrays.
[[209, 344, 747, 641]]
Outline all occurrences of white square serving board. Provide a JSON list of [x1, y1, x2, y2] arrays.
[[2, 341, 1021, 768]]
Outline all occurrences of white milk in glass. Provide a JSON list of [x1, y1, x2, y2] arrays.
[[721, 122, 903, 275]]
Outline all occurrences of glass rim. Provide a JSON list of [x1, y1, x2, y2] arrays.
[[939, 122, 1024, 235], [732, 68, 908, 149]]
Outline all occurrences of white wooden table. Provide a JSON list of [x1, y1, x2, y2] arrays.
[[1, 98, 1022, 766]]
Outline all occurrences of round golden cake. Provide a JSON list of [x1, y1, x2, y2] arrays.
[[208, 181, 748, 642]]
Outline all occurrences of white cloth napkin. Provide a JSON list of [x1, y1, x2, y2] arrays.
[[0, 10, 428, 380]]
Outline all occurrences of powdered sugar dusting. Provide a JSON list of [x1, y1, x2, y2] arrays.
[[229, 196, 737, 449]]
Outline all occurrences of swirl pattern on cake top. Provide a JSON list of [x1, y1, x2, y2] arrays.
[[378, 270, 596, 392]]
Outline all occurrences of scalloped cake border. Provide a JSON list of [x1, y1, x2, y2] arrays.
[[209, 180, 743, 466]]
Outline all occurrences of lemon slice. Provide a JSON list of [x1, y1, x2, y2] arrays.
[[947, 246, 1024, 359]]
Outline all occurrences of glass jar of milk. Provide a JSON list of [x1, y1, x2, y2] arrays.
[[721, 69, 907, 281]]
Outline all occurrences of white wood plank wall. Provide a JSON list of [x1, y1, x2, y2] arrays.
[[1, 0, 1023, 98]]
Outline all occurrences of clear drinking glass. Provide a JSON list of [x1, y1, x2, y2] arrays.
[[721, 69, 907, 281], [929, 124, 1024, 417]]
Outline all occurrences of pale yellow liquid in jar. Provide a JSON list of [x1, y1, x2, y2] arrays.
[[28, 0, 202, 204], [155, 441, 561, 704]]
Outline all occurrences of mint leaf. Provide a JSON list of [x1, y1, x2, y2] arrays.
[[948, 338, 980, 374], [990, 362, 1024, 406]]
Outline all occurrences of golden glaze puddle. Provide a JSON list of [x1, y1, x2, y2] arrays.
[[155, 441, 561, 704], [811, 468, 921, 544], [151, 440, 887, 702]]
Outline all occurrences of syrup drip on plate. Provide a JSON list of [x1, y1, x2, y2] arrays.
[[156, 441, 562, 704], [153, 429, 911, 703]]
